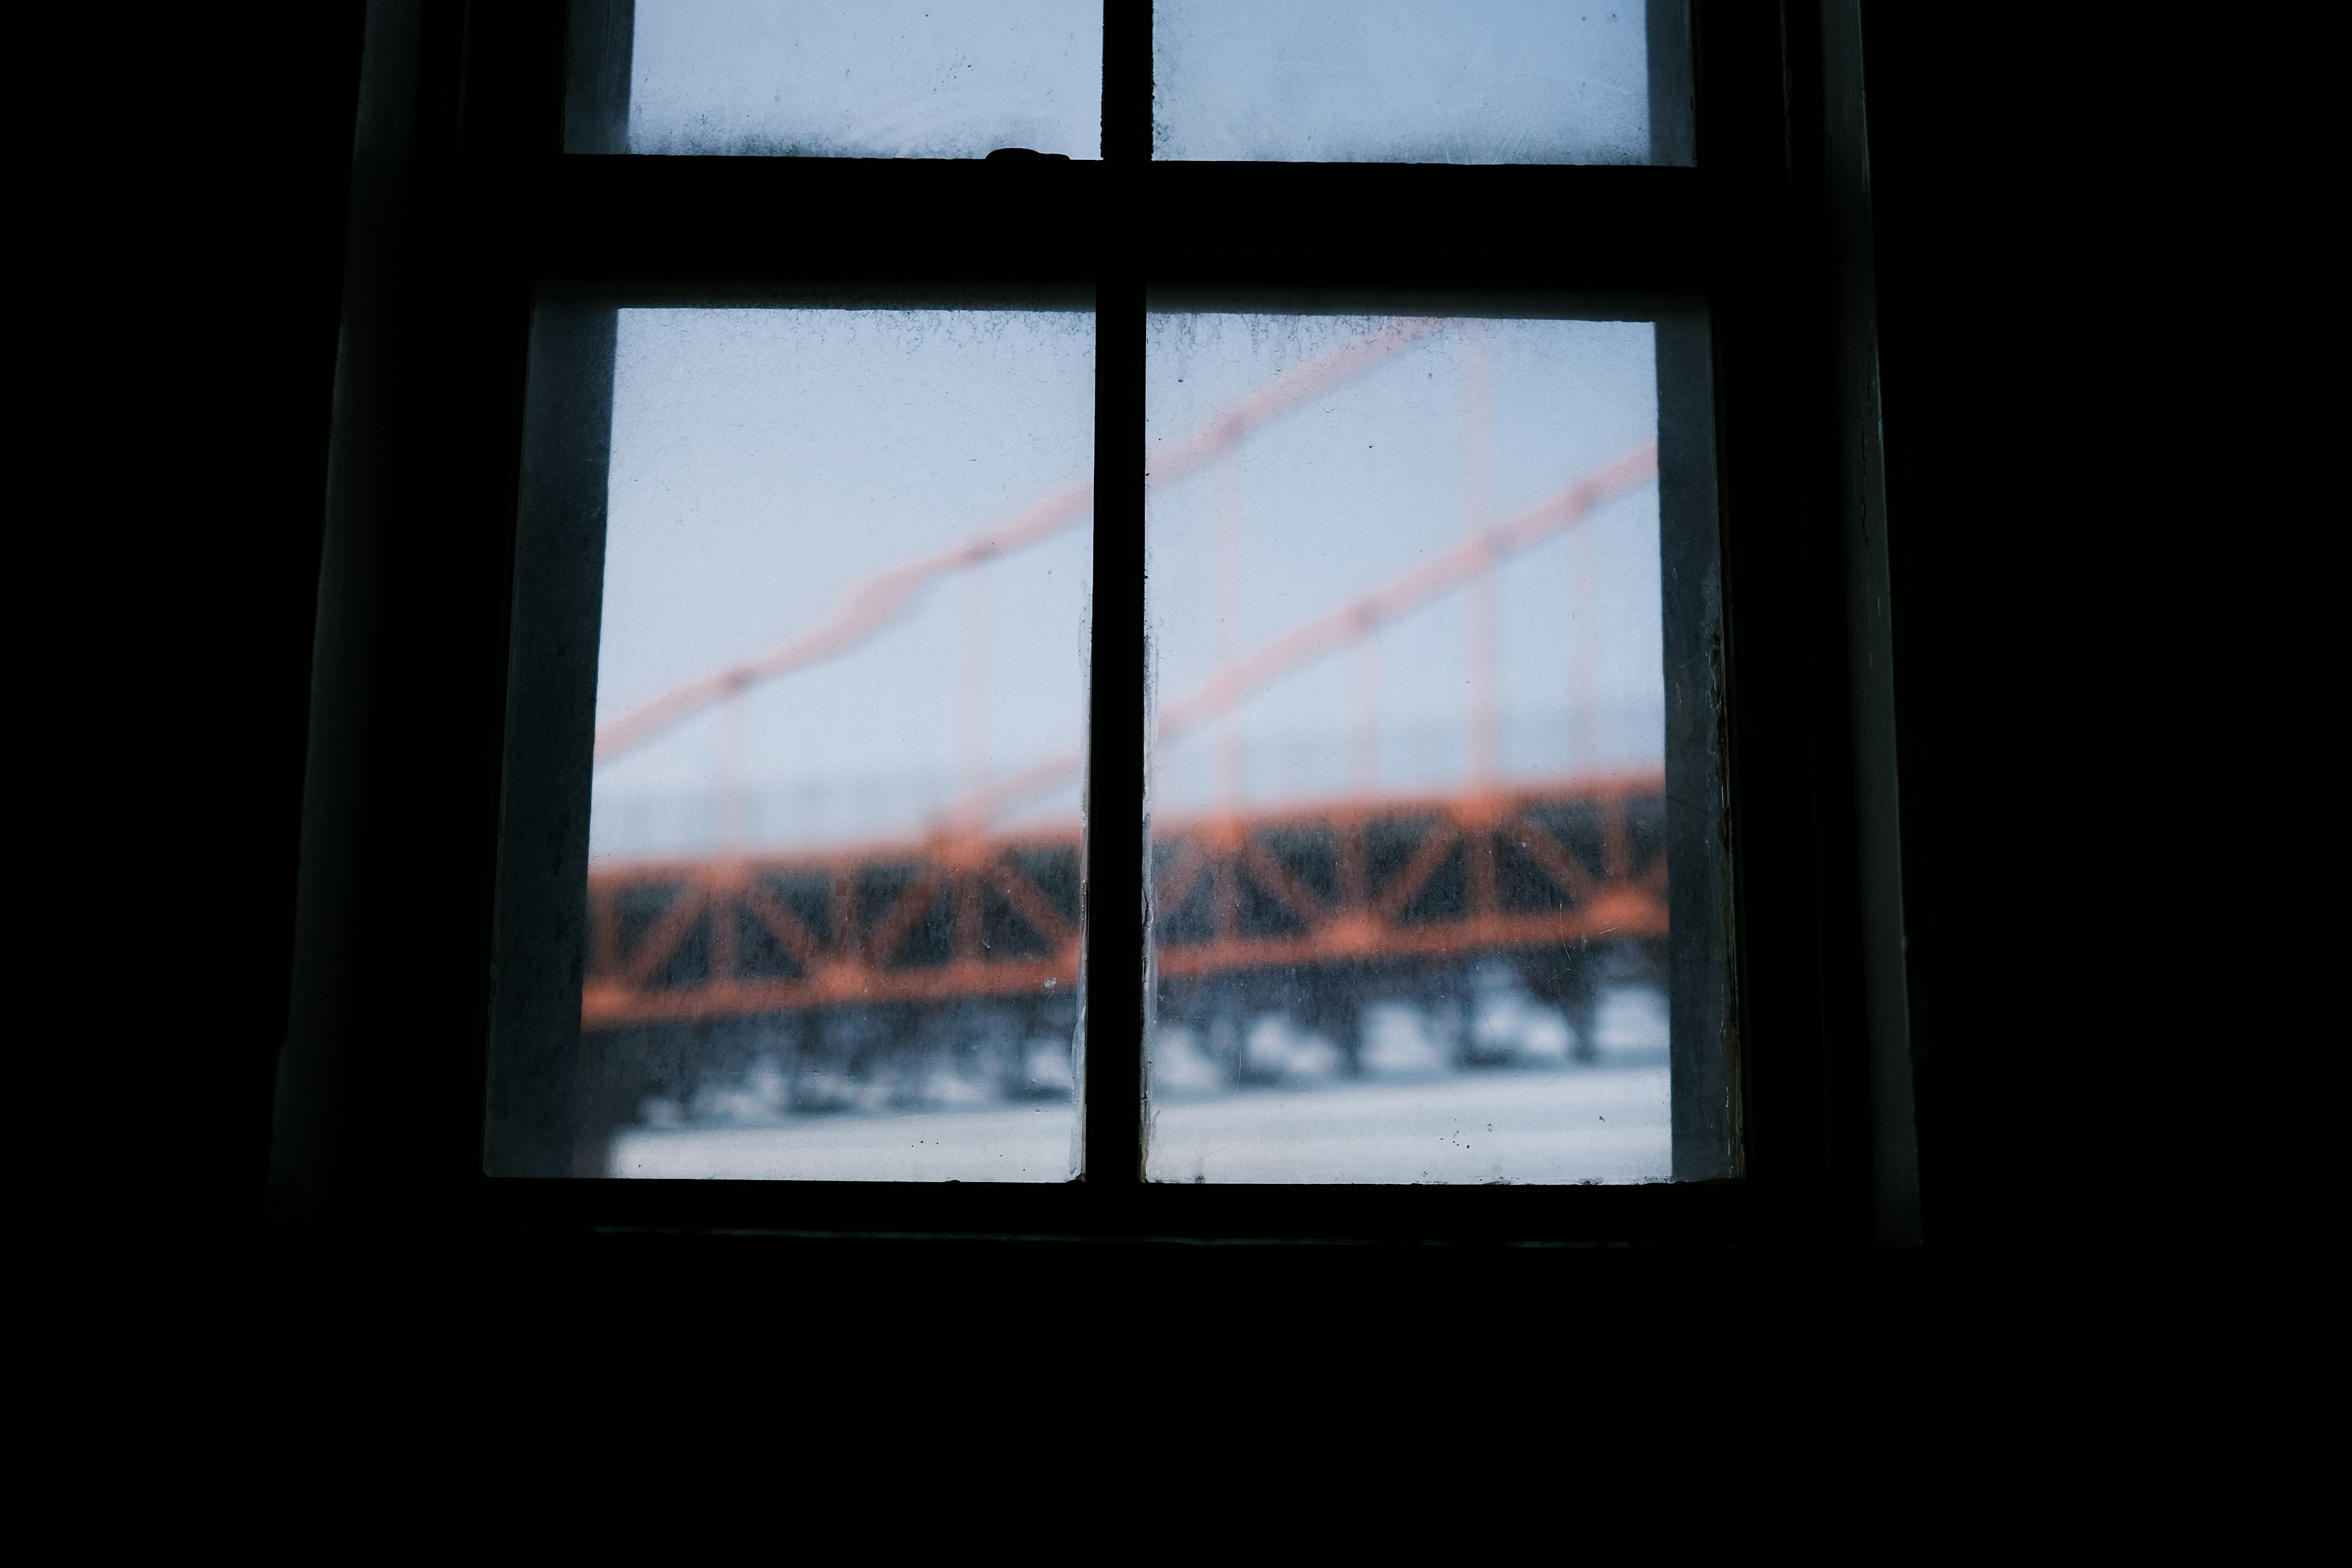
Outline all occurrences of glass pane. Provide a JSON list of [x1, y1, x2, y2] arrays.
[[1143, 306, 1705, 1183], [571, 0, 1102, 159], [1152, 0, 1692, 165], [527, 304, 1093, 1180]]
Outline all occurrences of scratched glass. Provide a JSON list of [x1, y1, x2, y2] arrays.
[[579, 307, 1093, 1179], [568, 0, 1102, 158], [1152, 0, 1693, 165], [1144, 309, 1674, 1183]]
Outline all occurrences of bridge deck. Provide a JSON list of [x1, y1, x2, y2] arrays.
[[582, 771, 1667, 1029]]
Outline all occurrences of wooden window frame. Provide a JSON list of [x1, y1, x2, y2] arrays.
[[273, 0, 1921, 1248]]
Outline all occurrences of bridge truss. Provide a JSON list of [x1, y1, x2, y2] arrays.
[[583, 769, 1665, 1035]]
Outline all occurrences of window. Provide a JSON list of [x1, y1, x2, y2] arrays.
[[281, 2, 1915, 1243]]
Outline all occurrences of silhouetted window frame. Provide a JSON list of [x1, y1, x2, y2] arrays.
[[277, 0, 1916, 1246]]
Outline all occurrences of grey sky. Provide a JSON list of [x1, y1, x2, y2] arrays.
[[1155, 0, 1653, 164], [588, 304, 1663, 854], [594, 307, 1096, 826], [1147, 311, 1663, 807], [624, 1, 1662, 165], [592, 4, 1673, 854], [629, 0, 1102, 157]]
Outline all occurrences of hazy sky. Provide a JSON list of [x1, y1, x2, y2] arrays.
[[1155, 0, 1653, 163], [630, 0, 1102, 157], [1146, 311, 1662, 805], [589, 304, 1664, 850], [625, 1, 1662, 164], [594, 307, 1096, 817], [595, 6, 1675, 851]]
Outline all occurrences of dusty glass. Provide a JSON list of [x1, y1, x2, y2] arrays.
[[1152, 0, 1691, 166], [572, 0, 1102, 159], [1143, 307, 1681, 1183], [554, 305, 1095, 1180]]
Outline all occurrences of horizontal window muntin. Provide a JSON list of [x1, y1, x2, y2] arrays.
[[499, 162, 1709, 287]]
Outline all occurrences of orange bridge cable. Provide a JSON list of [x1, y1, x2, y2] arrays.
[[1160, 440, 1657, 743], [1144, 317, 1446, 482], [590, 320, 1447, 768], [933, 439, 1660, 826], [591, 478, 1092, 764]]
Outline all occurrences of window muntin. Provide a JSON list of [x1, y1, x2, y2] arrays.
[[1152, 0, 1690, 165]]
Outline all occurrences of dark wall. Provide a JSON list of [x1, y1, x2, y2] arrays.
[[135, 4, 371, 1228], [1862, 13, 2188, 1242]]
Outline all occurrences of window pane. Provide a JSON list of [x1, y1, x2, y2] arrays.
[[499, 303, 1094, 1180], [1143, 304, 1714, 1183], [1152, 0, 1692, 165], [570, 0, 1102, 158]]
